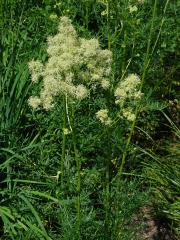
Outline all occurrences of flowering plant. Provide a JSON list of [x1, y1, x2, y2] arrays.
[[28, 16, 112, 110]]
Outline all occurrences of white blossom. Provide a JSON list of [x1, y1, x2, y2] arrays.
[[96, 109, 112, 126], [28, 16, 112, 110]]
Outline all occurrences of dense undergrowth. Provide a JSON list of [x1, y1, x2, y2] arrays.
[[0, 0, 179, 239]]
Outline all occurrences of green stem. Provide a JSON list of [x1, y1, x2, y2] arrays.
[[85, 0, 89, 29], [113, 0, 170, 236], [121, 30, 127, 75], [72, 106, 81, 239], [107, 0, 111, 50], [114, 0, 158, 236], [104, 156, 110, 239], [117, 0, 158, 177], [141, 0, 158, 88], [61, 96, 67, 186], [104, 91, 112, 238], [151, 0, 169, 56]]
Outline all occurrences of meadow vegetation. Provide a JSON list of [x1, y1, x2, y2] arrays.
[[0, 0, 179, 239]]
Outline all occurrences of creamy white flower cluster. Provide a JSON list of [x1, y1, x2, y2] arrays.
[[96, 109, 112, 126], [28, 60, 44, 83], [28, 16, 112, 110], [128, 0, 145, 13], [115, 74, 143, 122], [115, 74, 142, 105]]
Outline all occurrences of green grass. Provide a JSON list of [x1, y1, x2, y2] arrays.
[[0, 0, 179, 239], [142, 113, 180, 238]]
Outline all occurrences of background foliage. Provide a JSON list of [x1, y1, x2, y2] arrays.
[[0, 0, 179, 239]]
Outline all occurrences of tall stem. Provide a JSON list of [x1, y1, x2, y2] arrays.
[[85, 0, 89, 29], [104, 2, 111, 236], [104, 154, 110, 239], [117, 0, 158, 177], [107, 0, 111, 50], [121, 30, 127, 75], [72, 105, 81, 239], [114, 0, 158, 236], [61, 96, 67, 186]]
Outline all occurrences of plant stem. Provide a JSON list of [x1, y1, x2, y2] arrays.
[[107, 0, 111, 50], [121, 30, 127, 75], [151, 0, 169, 54], [114, 0, 158, 236], [141, 0, 158, 88], [104, 155, 110, 239], [85, 0, 89, 29], [118, 1, 170, 174], [117, 0, 158, 177], [61, 96, 67, 186], [72, 105, 81, 239]]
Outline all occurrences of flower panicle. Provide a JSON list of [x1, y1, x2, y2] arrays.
[[28, 16, 112, 110], [96, 109, 112, 126], [114, 73, 143, 122], [114, 74, 142, 105]]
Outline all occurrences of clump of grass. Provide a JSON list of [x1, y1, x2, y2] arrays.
[[143, 113, 180, 238]]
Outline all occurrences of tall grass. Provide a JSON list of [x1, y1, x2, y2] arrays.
[[0, 0, 179, 239], [143, 112, 180, 237], [0, 1, 56, 239]]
